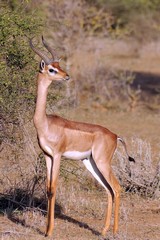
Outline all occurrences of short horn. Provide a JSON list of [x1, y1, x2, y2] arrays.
[[29, 38, 51, 65], [42, 36, 59, 62]]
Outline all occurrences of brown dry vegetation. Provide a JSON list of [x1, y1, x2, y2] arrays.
[[0, 0, 160, 240]]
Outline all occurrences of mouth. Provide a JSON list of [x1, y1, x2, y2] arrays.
[[56, 77, 68, 81], [65, 75, 70, 81], [62, 76, 70, 81], [63, 78, 70, 81]]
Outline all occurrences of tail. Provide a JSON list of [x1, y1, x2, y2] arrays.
[[117, 137, 135, 163]]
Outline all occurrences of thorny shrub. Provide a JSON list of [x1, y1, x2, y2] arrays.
[[0, 1, 43, 145], [0, 155, 46, 210], [114, 137, 160, 198], [88, 0, 160, 40]]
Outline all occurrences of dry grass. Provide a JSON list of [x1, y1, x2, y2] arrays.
[[1, 182, 159, 240], [114, 137, 160, 198]]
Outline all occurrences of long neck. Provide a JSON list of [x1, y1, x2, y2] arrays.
[[34, 74, 50, 128]]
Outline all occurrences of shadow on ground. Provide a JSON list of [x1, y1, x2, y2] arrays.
[[0, 189, 103, 238], [133, 71, 160, 95]]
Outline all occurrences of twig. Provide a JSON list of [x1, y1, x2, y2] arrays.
[[1, 194, 26, 208], [1, 230, 37, 236]]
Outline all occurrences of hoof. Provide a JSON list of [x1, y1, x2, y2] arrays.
[[45, 232, 52, 237]]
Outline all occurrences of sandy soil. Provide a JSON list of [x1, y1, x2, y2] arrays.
[[0, 192, 159, 240]]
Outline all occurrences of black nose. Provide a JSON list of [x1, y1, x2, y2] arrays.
[[65, 75, 70, 81]]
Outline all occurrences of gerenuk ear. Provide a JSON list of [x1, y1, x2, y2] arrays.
[[40, 60, 46, 71]]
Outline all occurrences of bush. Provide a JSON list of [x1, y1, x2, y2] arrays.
[[114, 137, 159, 198], [87, 0, 160, 39], [0, 0, 43, 143]]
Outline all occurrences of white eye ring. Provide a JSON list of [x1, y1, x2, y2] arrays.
[[49, 69, 57, 74], [48, 67, 59, 74]]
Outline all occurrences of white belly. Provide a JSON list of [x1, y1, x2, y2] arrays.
[[63, 150, 91, 160]]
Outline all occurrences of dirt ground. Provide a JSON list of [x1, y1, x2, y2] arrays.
[[0, 177, 160, 240], [0, 184, 160, 240]]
